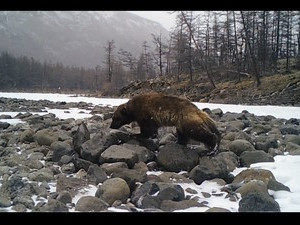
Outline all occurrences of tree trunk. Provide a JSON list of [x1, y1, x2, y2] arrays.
[[240, 11, 261, 87]]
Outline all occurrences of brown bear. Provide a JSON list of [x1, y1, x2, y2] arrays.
[[110, 92, 221, 154]]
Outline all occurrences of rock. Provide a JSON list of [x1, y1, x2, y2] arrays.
[[238, 192, 280, 212], [99, 145, 139, 168], [279, 124, 300, 135], [254, 135, 278, 152], [19, 129, 35, 143], [131, 181, 185, 210], [233, 168, 276, 186], [189, 156, 232, 185], [56, 175, 88, 198], [100, 162, 128, 175], [286, 142, 300, 155], [284, 134, 300, 145], [0, 196, 11, 207], [27, 169, 54, 182], [236, 180, 269, 197], [156, 143, 199, 172], [80, 132, 121, 164], [95, 177, 130, 206], [0, 122, 10, 130], [75, 196, 109, 212], [87, 164, 108, 185], [157, 171, 193, 184], [72, 121, 90, 154], [131, 181, 160, 208], [57, 191, 72, 204], [239, 150, 274, 167], [214, 151, 239, 172], [50, 141, 74, 162], [34, 199, 69, 212], [205, 207, 231, 212], [159, 133, 177, 145], [229, 139, 256, 156], [34, 129, 59, 146], [120, 143, 155, 163], [111, 167, 148, 191], [160, 199, 202, 212]]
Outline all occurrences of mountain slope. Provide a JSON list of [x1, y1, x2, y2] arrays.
[[0, 11, 169, 68]]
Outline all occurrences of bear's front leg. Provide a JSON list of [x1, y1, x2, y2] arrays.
[[176, 129, 189, 145]]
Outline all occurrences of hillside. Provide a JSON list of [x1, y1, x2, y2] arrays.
[[0, 11, 168, 68], [118, 71, 300, 106]]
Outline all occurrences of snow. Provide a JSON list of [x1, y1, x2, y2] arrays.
[[1, 91, 300, 212]]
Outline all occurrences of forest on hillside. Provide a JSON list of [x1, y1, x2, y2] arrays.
[[0, 11, 299, 94]]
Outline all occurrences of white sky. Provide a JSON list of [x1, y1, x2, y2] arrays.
[[1, 92, 300, 212], [128, 11, 177, 31]]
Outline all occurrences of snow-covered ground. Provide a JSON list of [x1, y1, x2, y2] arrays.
[[1, 91, 300, 212]]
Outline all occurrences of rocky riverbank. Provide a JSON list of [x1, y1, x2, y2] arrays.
[[118, 72, 300, 106], [1, 96, 300, 212]]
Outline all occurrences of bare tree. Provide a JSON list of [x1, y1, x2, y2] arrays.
[[240, 11, 261, 87], [104, 40, 115, 83], [180, 11, 216, 88], [152, 32, 167, 77]]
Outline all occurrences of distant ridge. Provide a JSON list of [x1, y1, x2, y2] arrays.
[[0, 11, 169, 68]]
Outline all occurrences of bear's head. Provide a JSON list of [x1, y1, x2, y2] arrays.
[[110, 102, 134, 129]]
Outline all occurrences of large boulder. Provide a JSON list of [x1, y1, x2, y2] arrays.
[[95, 177, 130, 206], [157, 143, 199, 172]]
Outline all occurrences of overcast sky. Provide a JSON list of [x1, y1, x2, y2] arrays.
[[128, 11, 177, 31]]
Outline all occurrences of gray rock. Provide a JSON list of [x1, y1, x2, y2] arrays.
[[0, 196, 11, 207], [159, 133, 177, 145], [189, 156, 232, 185], [80, 132, 114, 164], [214, 151, 239, 172], [156, 182, 185, 202], [111, 168, 148, 191], [50, 141, 73, 162], [238, 192, 280, 212], [56, 174, 88, 198], [0, 122, 10, 130], [60, 162, 76, 174], [131, 182, 160, 207], [121, 143, 155, 163], [87, 164, 108, 185], [267, 179, 290, 192], [72, 121, 90, 154], [286, 142, 300, 155], [25, 159, 44, 170], [160, 199, 202, 212], [229, 139, 255, 156], [57, 191, 72, 204], [28, 169, 54, 182], [12, 195, 35, 209], [279, 124, 300, 135], [254, 135, 278, 151], [95, 177, 130, 206], [205, 207, 231, 212], [20, 129, 35, 143], [232, 168, 276, 186], [100, 162, 128, 175], [34, 129, 59, 146], [236, 180, 269, 197], [157, 143, 199, 172], [99, 145, 139, 168], [35, 199, 69, 212], [75, 196, 109, 212], [239, 150, 274, 167], [284, 134, 300, 145]]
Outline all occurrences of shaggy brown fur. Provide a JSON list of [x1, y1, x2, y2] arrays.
[[110, 92, 221, 153]]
